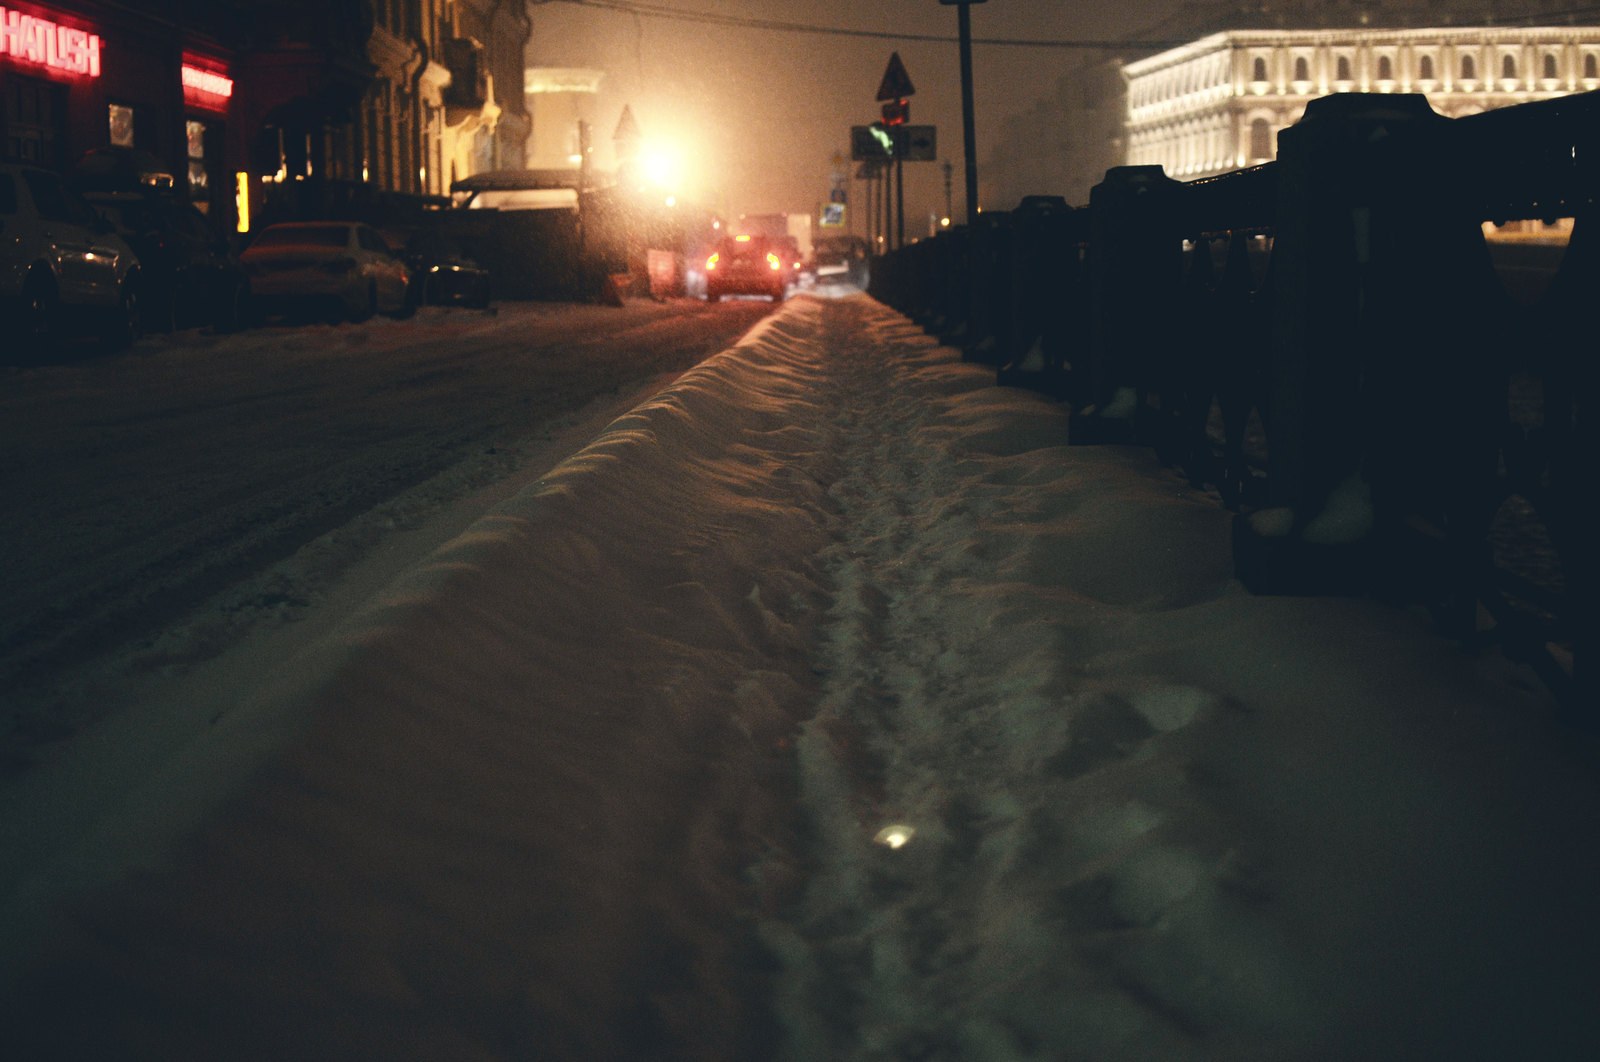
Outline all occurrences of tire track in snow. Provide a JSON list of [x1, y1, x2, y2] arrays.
[[760, 297, 1301, 1061]]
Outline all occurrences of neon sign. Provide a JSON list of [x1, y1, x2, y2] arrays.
[[0, 6, 101, 77], [182, 64, 232, 100]]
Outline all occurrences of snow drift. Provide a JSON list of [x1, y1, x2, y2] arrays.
[[3, 294, 1597, 1061]]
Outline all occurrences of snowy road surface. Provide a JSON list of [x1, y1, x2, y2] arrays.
[[2, 293, 1598, 1060], [1, 298, 772, 768]]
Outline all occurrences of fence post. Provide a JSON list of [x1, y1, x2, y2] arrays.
[[1236, 93, 1505, 598], [963, 210, 1014, 364], [1083, 165, 1182, 442], [997, 195, 1077, 396]]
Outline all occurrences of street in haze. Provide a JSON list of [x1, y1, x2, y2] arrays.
[[1, 297, 775, 770]]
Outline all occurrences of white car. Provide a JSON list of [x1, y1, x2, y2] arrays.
[[241, 221, 411, 322], [0, 162, 143, 353]]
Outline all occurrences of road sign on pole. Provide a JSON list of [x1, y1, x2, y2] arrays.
[[851, 124, 895, 161], [876, 52, 915, 102], [895, 126, 937, 161]]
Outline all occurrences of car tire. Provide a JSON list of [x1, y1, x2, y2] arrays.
[[100, 275, 142, 349], [351, 281, 376, 323], [216, 280, 250, 333], [20, 269, 55, 356]]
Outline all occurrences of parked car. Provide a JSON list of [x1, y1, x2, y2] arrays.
[[82, 190, 250, 332], [0, 162, 143, 354], [403, 228, 492, 308], [810, 234, 871, 288], [240, 221, 410, 322], [704, 233, 787, 302]]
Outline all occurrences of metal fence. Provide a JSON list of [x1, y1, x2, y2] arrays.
[[870, 90, 1596, 721]]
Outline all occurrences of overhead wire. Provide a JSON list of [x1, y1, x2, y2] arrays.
[[550, 0, 1193, 49]]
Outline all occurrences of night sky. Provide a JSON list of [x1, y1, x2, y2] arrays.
[[525, 0, 1184, 229]]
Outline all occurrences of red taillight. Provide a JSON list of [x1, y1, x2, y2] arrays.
[[766, 253, 780, 270], [706, 253, 719, 271]]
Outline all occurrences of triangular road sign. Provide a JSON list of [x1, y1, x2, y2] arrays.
[[613, 104, 641, 143], [876, 52, 915, 102]]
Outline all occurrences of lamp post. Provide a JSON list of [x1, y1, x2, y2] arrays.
[[939, 0, 985, 224]]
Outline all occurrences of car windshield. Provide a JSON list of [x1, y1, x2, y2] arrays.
[[251, 225, 350, 250]]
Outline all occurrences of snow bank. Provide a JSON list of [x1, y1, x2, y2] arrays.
[[3, 294, 1597, 1062]]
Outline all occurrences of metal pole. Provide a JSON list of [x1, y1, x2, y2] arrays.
[[882, 164, 891, 252], [896, 154, 905, 249], [958, 1, 978, 223]]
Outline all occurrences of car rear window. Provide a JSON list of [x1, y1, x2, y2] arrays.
[[719, 236, 775, 259], [250, 225, 349, 250]]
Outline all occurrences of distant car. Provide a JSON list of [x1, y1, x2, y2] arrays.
[[83, 190, 250, 332], [0, 162, 143, 354], [403, 229, 492, 308], [810, 234, 870, 287], [240, 221, 410, 322], [704, 234, 787, 302], [777, 235, 805, 286]]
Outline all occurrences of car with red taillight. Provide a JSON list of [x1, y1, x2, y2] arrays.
[[704, 234, 787, 302]]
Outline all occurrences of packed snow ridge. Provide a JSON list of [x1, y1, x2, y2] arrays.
[[3, 294, 1597, 1061]]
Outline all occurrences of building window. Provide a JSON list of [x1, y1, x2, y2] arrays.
[[4, 76, 68, 168], [1587, 54, 1599, 79], [1462, 54, 1476, 80], [1294, 56, 1310, 81], [1502, 54, 1517, 80], [186, 119, 215, 210], [1419, 55, 1435, 80], [1544, 53, 1559, 79], [1336, 56, 1352, 81], [1252, 56, 1268, 82], [1378, 56, 1394, 81], [1250, 118, 1272, 161], [109, 103, 135, 147]]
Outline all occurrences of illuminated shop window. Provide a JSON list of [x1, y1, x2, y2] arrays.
[[187, 119, 207, 198], [109, 103, 134, 147]]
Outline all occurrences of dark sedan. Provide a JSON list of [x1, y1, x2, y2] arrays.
[[403, 230, 492, 309], [83, 190, 250, 332]]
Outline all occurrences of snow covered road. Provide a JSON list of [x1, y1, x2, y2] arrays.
[[2, 298, 771, 768], [2, 293, 1597, 1060]]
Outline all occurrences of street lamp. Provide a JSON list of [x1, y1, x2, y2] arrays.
[[938, 0, 986, 225]]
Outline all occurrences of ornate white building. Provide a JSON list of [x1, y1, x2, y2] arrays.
[[1124, 26, 1600, 179]]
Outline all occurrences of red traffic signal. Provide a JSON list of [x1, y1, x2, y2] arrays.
[[881, 98, 908, 125]]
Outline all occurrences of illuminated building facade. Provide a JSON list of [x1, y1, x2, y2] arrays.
[[1, 0, 243, 220], [250, 0, 530, 224], [1, 1, 531, 234], [1124, 26, 1600, 179]]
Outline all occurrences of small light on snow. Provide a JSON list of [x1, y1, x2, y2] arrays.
[[873, 824, 915, 849]]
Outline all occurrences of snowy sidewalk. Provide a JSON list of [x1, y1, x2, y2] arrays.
[[4, 294, 1598, 1060]]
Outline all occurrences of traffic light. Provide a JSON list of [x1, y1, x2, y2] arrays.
[[881, 98, 908, 125]]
